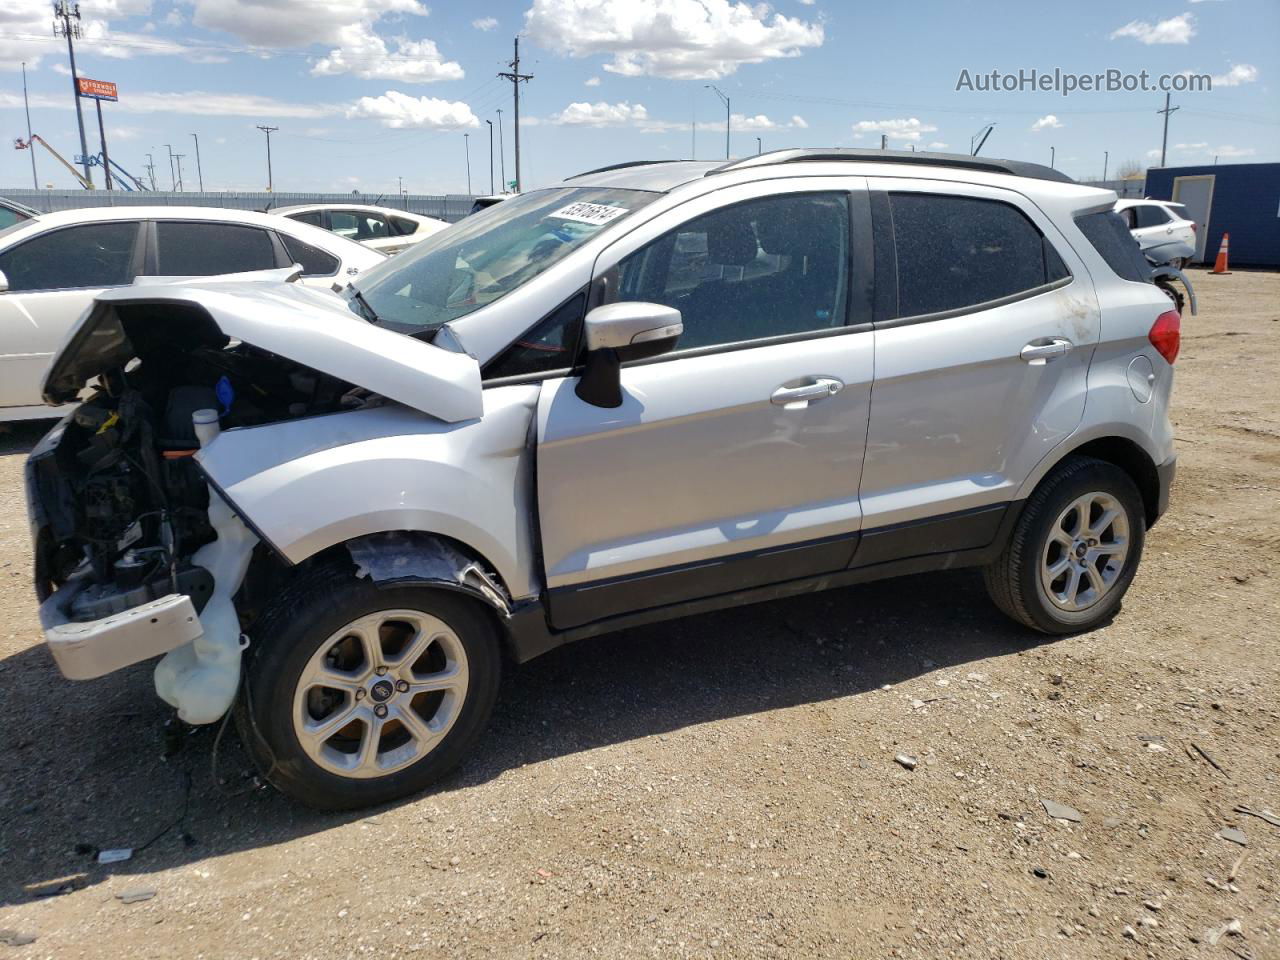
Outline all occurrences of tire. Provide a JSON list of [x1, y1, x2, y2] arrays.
[[983, 456, 1146, 634], [234, 562, 501, 810]]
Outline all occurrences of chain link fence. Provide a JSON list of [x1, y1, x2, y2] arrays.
[[2, 189, 481, 222]]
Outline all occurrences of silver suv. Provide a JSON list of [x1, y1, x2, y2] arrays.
[[27, 150, 1183, 808]]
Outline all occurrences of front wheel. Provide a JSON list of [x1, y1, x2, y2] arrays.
[[984, 457, 1146, 634], [234, 563, 501, 809]]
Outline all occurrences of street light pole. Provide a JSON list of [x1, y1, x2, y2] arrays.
[[190, 133, 204, 191], [21, 62, 38, 189], [256, 125, 278, 192], [485, 119, 494, 194], [53, 1, 92, 188], [705, 84, 730, 159], [755, 136, 761, 154], [464, 133, 472, 194], [496, 109, 506, 190], [164, 144, 176, 191], [1050, 145, 1055, 169]]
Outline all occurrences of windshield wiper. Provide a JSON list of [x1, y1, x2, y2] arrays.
[[346, 284, 381, 324]]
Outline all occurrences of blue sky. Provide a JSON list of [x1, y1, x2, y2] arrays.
[[1, 0, 1276, 194]]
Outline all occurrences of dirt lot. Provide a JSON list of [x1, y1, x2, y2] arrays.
[[0, 270, 1277, 960]]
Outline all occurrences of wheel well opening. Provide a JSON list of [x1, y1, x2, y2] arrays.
[[1070, 437, 1160, 528]]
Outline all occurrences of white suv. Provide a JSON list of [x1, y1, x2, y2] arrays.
[[27, 150, 1183, 808]]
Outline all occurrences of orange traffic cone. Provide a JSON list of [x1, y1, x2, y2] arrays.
[[1210, 232, 1231, 275]]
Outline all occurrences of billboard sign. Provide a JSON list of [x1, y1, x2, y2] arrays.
[[77, 77, 118, 102]]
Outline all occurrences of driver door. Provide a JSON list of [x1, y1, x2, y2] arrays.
[[535, 179, 875, 629]]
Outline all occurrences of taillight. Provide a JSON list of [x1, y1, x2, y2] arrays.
[[1149, 309, 1181, 364], [1190, 222, 1197, 233]]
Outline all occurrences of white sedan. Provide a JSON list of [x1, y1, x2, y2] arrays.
[[1115, 199, 1197, 266], [0, 205, 384, 422], [272, 203, 450, 255]]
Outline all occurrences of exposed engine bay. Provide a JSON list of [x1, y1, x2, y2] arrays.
[[29, 302, 377, 614]]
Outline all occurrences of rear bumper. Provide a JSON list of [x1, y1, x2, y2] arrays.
[[1155, 455, 1177, 523], [39, 580, 204, 681]]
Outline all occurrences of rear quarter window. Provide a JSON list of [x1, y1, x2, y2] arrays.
[[1074, 211, 1150, 283]]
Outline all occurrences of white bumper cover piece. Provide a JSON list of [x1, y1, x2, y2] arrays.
[[39, 588, 204, 681]]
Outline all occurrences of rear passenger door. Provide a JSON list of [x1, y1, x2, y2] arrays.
[[536, 178, 875, 628], [858, 182, 1097, 554], [150, 220, 281, 277]]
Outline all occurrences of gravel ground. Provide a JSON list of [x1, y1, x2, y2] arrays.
[[0, 270, 1277, 960]]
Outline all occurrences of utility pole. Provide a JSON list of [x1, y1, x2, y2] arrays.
[[464, 132, 472, 194], [21, 62, 38, 189], [53, 1, 92, 187], [485, 119, 494, 194], [1103, 150, 1109, 181], [174, 153, 185, 191], [880, 134, 887, 150], [705, 85, 730, 159], [144, 153, 156, 190], [190, 133, 204, 191], [256, 124, 278, 191], [397, 175, 404, 198], [94, 98, 112, 190], [496, 109, 506, 190], [1157, 93, 1179, 167], [164, 144, 176, 190], [497, 38, 532, 191]]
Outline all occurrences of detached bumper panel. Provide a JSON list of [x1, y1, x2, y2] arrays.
[[40, 588, 203, 681], [1155, 455, 1177, 522]]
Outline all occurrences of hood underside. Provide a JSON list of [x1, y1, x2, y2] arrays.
[[43, 278, 483, 422]]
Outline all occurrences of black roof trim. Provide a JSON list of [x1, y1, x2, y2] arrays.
[[564, 160, 682, 181], [708, 148, 1075, 184]]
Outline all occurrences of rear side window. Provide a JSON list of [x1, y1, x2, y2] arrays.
[[0, 221, 139, 291], [279, 233, 340, 277], [1133, 205, 1171, 228], [889, 193, 1070, 319], [288, 211, 324, 227], [156, 222, 278, 276], [391, 216, 419, 236], [1074, 211, 1150, 283]]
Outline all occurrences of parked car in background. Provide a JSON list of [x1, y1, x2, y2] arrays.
[[272, 203, 449, 255], [0, 197, 40, 230], [27, 150, 1182, 809], [468, 194, 512, 216], [0, 206, 383, 421], [1115, 199, 1197, 267]]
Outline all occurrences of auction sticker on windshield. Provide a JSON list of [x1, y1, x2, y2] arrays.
[[548, 202, 629, 226]]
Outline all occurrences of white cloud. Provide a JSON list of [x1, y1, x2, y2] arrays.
[[348, 91, 480, 129], [108, 126, 142, 140], [585, 76, 601, 86], [1174, 142, 1209, 150], [1213, 144, 1256, 158], [524, 0, 824, 79], [311, 27, 464, 83], [0, 89, 339, 117], [472, 16, 498, 30], [1110, 13, 1195, 45], [1030, 114, 1063, 132], [790, 115, 808, 129], [851, 117, 937, 142], [551, 101, 649, 126], [927, 141, 949, 150], [1210, 63, 1258, 86]]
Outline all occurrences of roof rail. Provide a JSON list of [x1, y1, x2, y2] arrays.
[[708, 148, 1075, 184], [564, 159, 682, 181]]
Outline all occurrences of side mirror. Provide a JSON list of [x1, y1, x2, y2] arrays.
[[0, 269, 8, 293], [575, 302, 683, 408]]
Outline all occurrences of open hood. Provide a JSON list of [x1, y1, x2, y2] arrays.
[[42, 277, 483, 422]]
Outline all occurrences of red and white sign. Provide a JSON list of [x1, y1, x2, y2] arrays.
[[76, 77, 118, 102]]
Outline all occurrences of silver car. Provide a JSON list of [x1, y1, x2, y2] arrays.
[[26, 150, 1182, 808]]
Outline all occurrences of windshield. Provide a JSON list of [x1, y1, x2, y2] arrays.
[[350, 187, 657, 334]]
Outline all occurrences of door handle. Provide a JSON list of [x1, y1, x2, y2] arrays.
[[771, 377, 844, 409], [1019, 338, 1073, 364]]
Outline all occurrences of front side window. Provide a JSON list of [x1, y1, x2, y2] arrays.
[[354, 187, 657, 335], [613, 192, 850, 351], [484, 291, 585, 380], [0, 206, 31, 231], [889, 193, 1069, 318], [156, 222, 277, 276], [1134, 205, 1171, 228], [0, 221, 139, 292]]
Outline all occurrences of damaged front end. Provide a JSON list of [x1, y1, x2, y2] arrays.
[[28, 282, 483, 724]]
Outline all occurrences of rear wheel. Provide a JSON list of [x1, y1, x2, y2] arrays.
[[235, 563, 500, 809], [984, 457, 1145, 633]]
